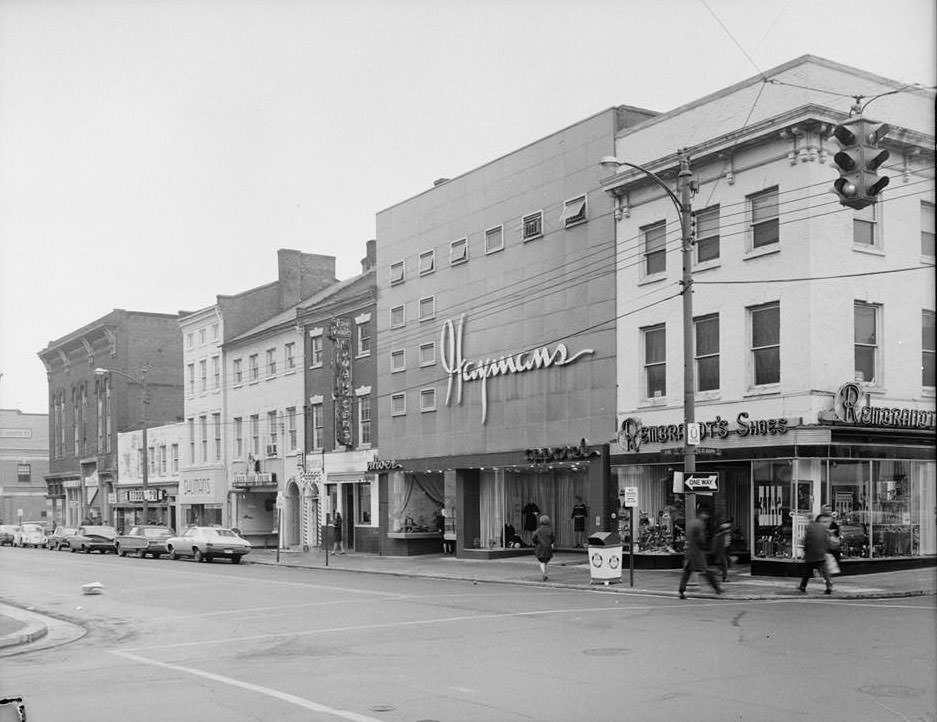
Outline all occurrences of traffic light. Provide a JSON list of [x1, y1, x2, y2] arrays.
[[831, 117, 891, 210]]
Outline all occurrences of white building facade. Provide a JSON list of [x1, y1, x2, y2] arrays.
[[602, 56, 935, 573], [115, 422, 185, 531]]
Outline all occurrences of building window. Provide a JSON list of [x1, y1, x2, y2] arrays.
[[420, 388, 436, 412], [188, 418, 195, 463], [310, 404, 323, 451], [390, 305, 405, 328], [212, 356, 220, 389], [419, 250, 435, 275], [250, 415, 260, 456], [485, 225, 504, 254], [199, 415, 208, 463], [357, 321, 371, 356], [391, 349, 406, 372], [16, 463, 30, 483], [285, 342, 295, 371], [171, 444, 179, 473], [749, 187, 779, 249], [391, 393, 406, 416], [187, 363, 195, 395], [198, 328, 206, 345], [233, 358, 243, 384], [696, 206, 720, 263], [149, 447, 156, 477], [450, 238, 468, 265], [523, 210, 543, 241], [922, 202, 935, 257], [212, 413, 221, 461], [563, 194, 587, 227], [694, 314, 720, 392], [923, 310, 935, 388], [419, 296, 435, 322], [212, 323, 219, 340], [286, 407, 297, 451], [234, 417, 243, 459], [642, 221, 667, 276], [356, 483, 372, 524], [854, 204, 878, 248], [158, 445, 166, 476], [266, 411, 278, 455], [249, 354, 259, 381], [186, 333, 193, 349], [642, 324, 666, 399], [854, 301, 880, 384], [266, 348, 277, 377], [750, 302, 780, 386], [358, 395, 372, 446], [390, 261, 405, 285], [199, 359, 207, 392], [419, 342, 436, 367], [310, 336, 323, 367]]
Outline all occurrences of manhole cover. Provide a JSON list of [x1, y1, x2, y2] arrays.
[[583, 647, 632, 656], [369, 704, 397, 712], [858, 684, 923, 699]]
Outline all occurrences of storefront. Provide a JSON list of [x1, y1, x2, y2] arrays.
[[320, 448, 379, 553], [178, 469, 226, 529], [382, 441, 612, 558], [612, 388, 936, 575], [110, 485, 176, 531], [230, 467, 278, 548]]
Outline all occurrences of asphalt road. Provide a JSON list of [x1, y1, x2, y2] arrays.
[[1, 547, 935, 722]]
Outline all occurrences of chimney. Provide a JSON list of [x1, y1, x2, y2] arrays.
[[278, 249, 336, 308], [361, 239, 377, 273]]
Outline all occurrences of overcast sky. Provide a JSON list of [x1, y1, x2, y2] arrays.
[[1, 0, 934, 414]]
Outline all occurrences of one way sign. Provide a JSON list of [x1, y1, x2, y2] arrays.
[[683, 474, 719, 492]]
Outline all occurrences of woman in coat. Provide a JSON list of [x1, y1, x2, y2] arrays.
[[532, 515, 555, 582]]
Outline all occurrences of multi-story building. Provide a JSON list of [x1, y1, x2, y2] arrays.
[[0, 409, 49, 524], [601, 55, 935, 573], [37, 310, 184, 527], [115, 421, 185, 531], [297, 241, 377, 553], [375, 106, 656, 556], [178, 249, 336, 531]]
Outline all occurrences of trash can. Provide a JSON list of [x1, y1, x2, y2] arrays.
[[587, 531, 622, 585]]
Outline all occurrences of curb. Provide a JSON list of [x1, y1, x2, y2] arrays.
[[246, 558, 933, 601], [0, 617, 47, 650]]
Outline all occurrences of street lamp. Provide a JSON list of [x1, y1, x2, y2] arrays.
[[600, 152, 699, 525], [95, 365, 151, 525]]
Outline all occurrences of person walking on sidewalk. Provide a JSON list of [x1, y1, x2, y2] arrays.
[[571, 497, 588, 548], [331, 511, 345, 555], [532, 515, 555, 582], [798, 513, 833, 595], [678, 510, 723, 599]]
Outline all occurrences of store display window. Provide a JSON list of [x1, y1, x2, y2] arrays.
[[389, 471, 444, 535]]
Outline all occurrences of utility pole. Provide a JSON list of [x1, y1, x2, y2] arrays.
[[677, 151, 697, 527], [140, 366, 150, 525]]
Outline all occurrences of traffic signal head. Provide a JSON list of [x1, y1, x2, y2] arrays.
[[830, 117, 890, 210]]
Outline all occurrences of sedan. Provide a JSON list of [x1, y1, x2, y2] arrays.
[[47, 526, 79, 551], [67, 525, 117, 554], [115, 525, 174, 558], [166, 526, 251, 563], [13, 523, 47, 548], [0, 524, 19, 546]]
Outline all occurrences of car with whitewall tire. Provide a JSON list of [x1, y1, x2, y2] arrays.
[[165, 526, 251, 564]]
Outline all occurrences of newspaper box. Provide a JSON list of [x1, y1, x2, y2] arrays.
[[587, 531, 622, 585]]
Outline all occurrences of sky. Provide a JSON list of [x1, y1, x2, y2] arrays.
[[1, 0, 934, 415]]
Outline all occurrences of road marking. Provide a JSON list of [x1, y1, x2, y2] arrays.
[[111, 650, 386, 722]]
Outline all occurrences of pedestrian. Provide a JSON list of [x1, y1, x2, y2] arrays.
[[798, 513, 833, 594], [822, 504, 842, 564], [678, 510, 723, 599], [331, 511, 345, 555], [571, 496, 588, 548], [532, 515, 555, 582], [712, 516, 733, 582], [522, 501, 540, 544]]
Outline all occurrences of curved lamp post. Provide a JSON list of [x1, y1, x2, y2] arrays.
[[95, 365, 151, 525], [600, 152, 699, 525]]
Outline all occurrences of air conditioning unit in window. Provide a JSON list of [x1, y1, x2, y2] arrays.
[[266, 444, 278, 457]]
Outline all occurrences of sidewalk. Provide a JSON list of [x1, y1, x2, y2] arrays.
[[247, 547, 937, 601]]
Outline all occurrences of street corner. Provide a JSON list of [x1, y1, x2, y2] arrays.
[[0, 605, 48, 650]]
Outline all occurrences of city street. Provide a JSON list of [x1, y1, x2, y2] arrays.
[[1, 547, 935, 722]]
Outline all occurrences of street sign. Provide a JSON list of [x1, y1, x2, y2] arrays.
[[686, 422, 701, 445], [683, 474, 719, 492], [623, 486, 638, 507]]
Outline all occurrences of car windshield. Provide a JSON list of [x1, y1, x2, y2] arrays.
[[22, 524, 43, 533]]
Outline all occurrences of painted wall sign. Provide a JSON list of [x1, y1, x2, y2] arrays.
[[181, 477, 215, 498], [618, 412, 794, 453], [525, 438, 599, 464], [440, 314, 595, 424], [831, 382, 936, 430], [367, 459, 403, 471]]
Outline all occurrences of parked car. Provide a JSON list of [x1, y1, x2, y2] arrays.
[[115, 525, 174, 558], [47, 526, 79, 551], [67, 525, 117, 554], [13, 522, 47, 548], [166, 526, 251, 563], [0, 524, 19, 546]]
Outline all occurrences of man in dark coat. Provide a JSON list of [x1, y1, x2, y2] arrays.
[[798, 514, 833, 594], [678, 511, 723, 599]]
